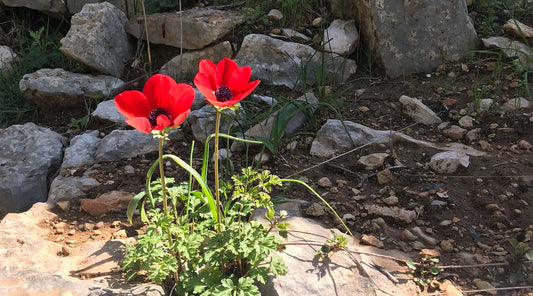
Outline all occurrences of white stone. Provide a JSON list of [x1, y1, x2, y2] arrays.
[[322, 19, 359, 55], [267, 9, 283, 21], [429, 151, 470, 174], [399, 95, 442, 125], [0, 45, 17, 74], [358, 153, 389, 170]]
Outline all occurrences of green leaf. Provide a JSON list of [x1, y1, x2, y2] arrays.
[[127, 191, 147, 224], [430, 266, 441, 275], [406, 259, 417, 270]]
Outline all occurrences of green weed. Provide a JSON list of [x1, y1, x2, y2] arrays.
[[0, 22, 84, 126]]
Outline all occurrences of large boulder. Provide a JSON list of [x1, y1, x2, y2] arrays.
[[160, 41, 233, 82], [126, 8, 244, 50], [0, 0, 66, 15], [353, 0, 477, 78], [19, 68, 124, 108], [60, 2, 133, 77], [0, 123, 64, 214], [235, 34, 357, 89]]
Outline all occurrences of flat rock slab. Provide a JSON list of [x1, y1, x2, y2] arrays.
[[262, 216, 417, 295], [126, 8, 244, 50], [0, 203, 164, 295], [19, 68, 124, 108]]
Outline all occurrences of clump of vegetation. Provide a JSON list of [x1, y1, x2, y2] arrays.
[[0, 11, 83, 126]]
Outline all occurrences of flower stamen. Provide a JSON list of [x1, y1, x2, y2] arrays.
[[148, 108, 171, 126], [214, 86, 233, 102]]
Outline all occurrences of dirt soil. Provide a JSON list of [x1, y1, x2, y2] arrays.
[[10, 2, 533, 295]]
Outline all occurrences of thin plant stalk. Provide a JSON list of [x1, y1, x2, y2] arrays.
[[214, 110, 222, 232], [157, 135, 180, 283]]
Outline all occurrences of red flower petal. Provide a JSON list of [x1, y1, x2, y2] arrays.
[[215, 58, 238, 87], [154, 114, 171, 130], [168, 83, 195, 117], [114, 90, 151, 118], [172, 109, 190, 127], [198, 59, 217, 89], [143, 74, 177, 111], [125, 117, 152, 133], [227, 66, 252, 92], [194, 72, 217, 102], [234, 80, 260, 102]]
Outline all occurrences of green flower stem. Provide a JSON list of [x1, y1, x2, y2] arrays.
[[157, 136, 180, 283], [214, 110, 222, 233], [279, 178, 353, 236]]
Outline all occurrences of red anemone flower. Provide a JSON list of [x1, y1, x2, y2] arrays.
[[114, 74, 194, 133], [193, 58, 260, 108]]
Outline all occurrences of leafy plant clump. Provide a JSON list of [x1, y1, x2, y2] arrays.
[[123, 168, 288, 295]]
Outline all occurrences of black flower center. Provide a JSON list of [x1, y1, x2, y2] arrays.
[[148, 108, 171, 126], [215, 86, 233, 102]]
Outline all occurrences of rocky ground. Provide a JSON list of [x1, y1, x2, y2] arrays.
[[36, 56, 533, 295], [1, 1, 533, 295]]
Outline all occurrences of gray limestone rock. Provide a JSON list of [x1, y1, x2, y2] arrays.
[[322, 19, 359, 55], [91, 99, 126, 124], [364, 204, 416, 224], [160, 41, 233, 82], [66, 0, 136, 15], [0, 45, 17, 75], [1, 0, 66, 15], [231, 92, 318, 151], [186, 104, 245, 143], [47, 175, 100, 204], [310, 119, 486, 158], [482, 36, 533, 70], [126, 8, 244, 50], [235, 34, 357, 88], [61, 130, 100, 168], [353, 0, 477, 78], [94, 129, 159, 162], [399, 95, 442, 126], [0, 123, 64, 214], [19, 68, 124, 108], [60, 2, 133, 76]]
